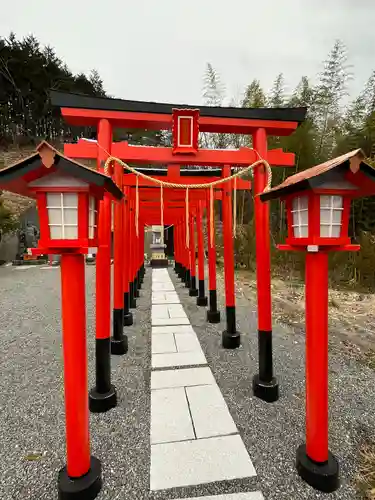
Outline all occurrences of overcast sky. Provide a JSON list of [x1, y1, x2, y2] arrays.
[[1, 0, 374, 105]]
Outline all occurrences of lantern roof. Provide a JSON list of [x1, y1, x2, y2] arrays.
[[0, 141, 123, 200], [260, 149, 375, 202]]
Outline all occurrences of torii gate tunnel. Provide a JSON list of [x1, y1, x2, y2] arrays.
[[52, 90, 307, 406]]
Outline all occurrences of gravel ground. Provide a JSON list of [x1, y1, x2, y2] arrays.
[[0, 264, 152, 500], [168, 268, 375, 500], [1, 263, 374, 500]]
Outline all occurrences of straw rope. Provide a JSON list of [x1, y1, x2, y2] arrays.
[[103, 153, 271, 247]]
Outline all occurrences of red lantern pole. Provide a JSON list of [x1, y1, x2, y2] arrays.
[[89, 118, 117, 413], [252, 127, 279, 402], [58, 253, 102, 499], [221, 165, 240, 348], [196, 200, 208, 306], [296, 250, 339, 492], [189, 212, 198, 296], [206, 188, 220, 323], [122, 189, 133, 326], [111, 162, 128, 355]]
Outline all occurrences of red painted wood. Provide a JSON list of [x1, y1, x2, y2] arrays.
[[189, 214, 196, 278], [206, 189, 217, 292], [222, 166, 235, 307], [123, 190, 130, 294], [196, 201, 205, 282], [305, 251, 329, 463], [113, 162, 124, 309], [60, 107, 300, 136], [60, 253, 90, 478], [253, 128, 272, 331], [64, 140, 294, 167], [96, 119, 112, 340]]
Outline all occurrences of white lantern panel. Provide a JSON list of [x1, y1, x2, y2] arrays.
[[63, 193, 78, 207], [88, 196, 97, 240], [47, 193, 62, 207], [48, 208, 62, 225], [291, 196, 309, 238], [50, 226, 63, 239], [63, 208, 78, 225], [64, 226, 78, 239], [320, 194, 343, 238]]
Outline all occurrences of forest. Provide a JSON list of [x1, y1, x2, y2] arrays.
[[1, 33, 375, 288]]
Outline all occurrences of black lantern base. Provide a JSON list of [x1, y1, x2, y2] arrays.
[[58, 456, 102, 500], [110, 336, 128, 355], [222, 330, 241, 349], [123, 312, 133, 326], [207, 309, 221, 323], [252, 374, 279, 403], [89, 385, 117, 413], [197, 296, 208, 307], [296, 444, 339, 493]]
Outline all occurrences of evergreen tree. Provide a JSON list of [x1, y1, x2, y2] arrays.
[[311, 40, 351, 161], [268, 73, 285, 107], [242, 80, 266, 108]]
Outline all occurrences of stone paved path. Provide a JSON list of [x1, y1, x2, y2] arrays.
[[149, 268, 263, 499]]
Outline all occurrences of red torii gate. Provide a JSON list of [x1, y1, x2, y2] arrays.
[[51, 90, 307, 408], [122, 166, 251, 324]]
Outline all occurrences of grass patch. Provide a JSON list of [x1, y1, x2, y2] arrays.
[[357, 440, 375, 499]]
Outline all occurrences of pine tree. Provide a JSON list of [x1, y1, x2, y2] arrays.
[[89, 69, 106, 97], [202, 63, 229, 149], [242, 80, 266, 108], [268, 73, 285, 107], [203, 63, 225, 107], [311, 40, 351, 161]]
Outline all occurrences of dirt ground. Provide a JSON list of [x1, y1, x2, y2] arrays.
[[222, 268, 375, 499], [230, 269, 375, 370]]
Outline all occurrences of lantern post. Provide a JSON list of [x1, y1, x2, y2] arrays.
[[1, 141, 124, 499], [206, 188, 220, 323], [196, 200, 208, 306], [221, 165, 240, 348], [252, 127, 279, 402], [89, 119, 118, 413], [259, 149, 375, 493]]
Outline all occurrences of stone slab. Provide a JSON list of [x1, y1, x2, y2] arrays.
[[174, 333, 202, 353], [152, 334, 177, 354], [152, 350, 207, 369], [150, 434, 256, 490], [173, 493, 264, 500], [152, 282, 176, 291], [152, 317, 191, 326], [151, 387, 194, 444], [152, 292, 180, 304], [151, 367, 217, 390], [186, 384, 238, 439], [152, 325, 195, 335]]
